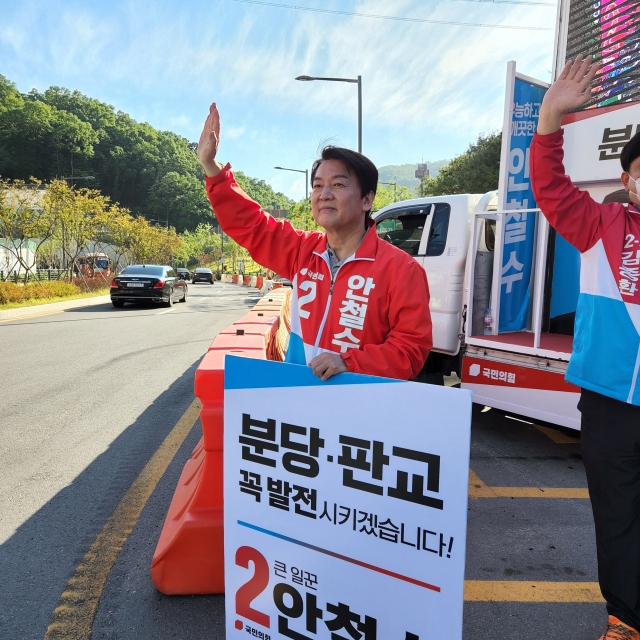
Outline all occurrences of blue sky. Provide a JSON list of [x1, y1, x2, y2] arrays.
[[0, 0, 556, 200]]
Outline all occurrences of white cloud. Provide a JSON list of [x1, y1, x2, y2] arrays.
[[226, 125, 247, 139], [170, 114, 191, 127], [1, 0, 553, 139]]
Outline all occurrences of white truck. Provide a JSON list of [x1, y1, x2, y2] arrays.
[[372, 189, 584, 429], [371, 0, 640, 430]]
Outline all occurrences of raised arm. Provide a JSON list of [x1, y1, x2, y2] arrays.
[[531, 56, 606, 252], [197, 103, 223, 178], [197, 103, 310, 279], [538, 56, 599, 134]]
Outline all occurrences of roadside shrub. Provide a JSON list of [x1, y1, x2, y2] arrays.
[[72, 276, 111, 292], [0, 281, 81, 305]]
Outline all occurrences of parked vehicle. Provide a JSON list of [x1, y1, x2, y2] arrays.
[[372, 190, 586, 428], [110, 265, 187, 308], [368, 7, 640, 430], [78, 253, 109, 278], [176, 268, 191, 282], [192, 268, 214, 284]]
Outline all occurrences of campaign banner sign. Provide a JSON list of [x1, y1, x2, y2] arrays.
[[498, 67, 548, 333], [562, 103, 640, 185], [224, 356, 472, 640]]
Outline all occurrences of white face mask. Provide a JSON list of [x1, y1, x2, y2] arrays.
[[629, 175, 640, 203]]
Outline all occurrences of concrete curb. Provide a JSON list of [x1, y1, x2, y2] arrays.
[[0, 295, 111, 321]]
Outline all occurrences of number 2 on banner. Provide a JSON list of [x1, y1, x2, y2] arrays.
[[298, 281, 316, 319], [235, 546, 270, 628]]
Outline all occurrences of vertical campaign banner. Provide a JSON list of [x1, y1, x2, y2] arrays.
[[498, 63, 549, 333], [224, 357, 472, 640]]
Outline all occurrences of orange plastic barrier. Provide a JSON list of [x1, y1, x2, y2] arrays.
[[243, 275, 250, 286], [151, 289, 291, 594], [256, 276, 264, 289], [151, 349, 265, 594], [232, 274, 238, 283], [208, 333, 268, 356], [220, 322, 278, 355]]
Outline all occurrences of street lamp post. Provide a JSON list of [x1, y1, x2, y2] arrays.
[[295, 75, 362, 154], [274, 166, 310, 230], [274, 166, 309, 200]]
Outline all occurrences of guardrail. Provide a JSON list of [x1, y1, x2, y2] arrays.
[[1, 269, 68, 283], [151, 283, 292, 594]]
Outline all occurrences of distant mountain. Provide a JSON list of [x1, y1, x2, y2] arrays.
[[378, 161, 450, 188]]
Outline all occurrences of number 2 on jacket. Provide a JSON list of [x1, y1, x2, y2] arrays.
[[298, 281, 317, 319], [235, 546, 270, 628]]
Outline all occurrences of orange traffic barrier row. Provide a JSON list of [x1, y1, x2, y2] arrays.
[[243, 275, 250, 286], [232, 274, 238, 283], [151, 349, 266, 594], [151, 288, 292, 595]]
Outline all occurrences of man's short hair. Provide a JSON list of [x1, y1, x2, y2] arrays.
[[620, 130, 640, 172], [311, 147, 378, 216]]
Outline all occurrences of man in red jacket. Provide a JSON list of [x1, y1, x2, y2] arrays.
[[197, 103, 432, 381], [532, 56, 640, 640]]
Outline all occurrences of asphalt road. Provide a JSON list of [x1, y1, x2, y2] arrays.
[[0, 284, 606, 639], [0, 282, 262, 640]]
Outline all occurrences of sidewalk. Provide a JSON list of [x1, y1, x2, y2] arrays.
[[0, 295, 111, 321]]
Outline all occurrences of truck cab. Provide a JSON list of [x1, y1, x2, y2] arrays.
[[372, 192, 497, 371]]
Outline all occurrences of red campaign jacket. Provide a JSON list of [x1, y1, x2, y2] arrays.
[[205, 164, 432, 380], [530, 129, 640, 404]]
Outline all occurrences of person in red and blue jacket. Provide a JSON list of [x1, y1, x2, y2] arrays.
[[531, 56, 640, 640], [196, 103, 432, 381]]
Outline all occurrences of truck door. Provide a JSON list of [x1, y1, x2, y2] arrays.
[[414, 203, 467, 355]]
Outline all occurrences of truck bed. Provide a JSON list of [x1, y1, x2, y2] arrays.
[[475, 332, 573, 354]]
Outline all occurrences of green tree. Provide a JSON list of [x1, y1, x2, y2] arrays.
[[234, 171, 294, 211], [0, 178, 56, 283], [146, 171, 211, 233], [287, 199, 322, 231], [373, 183, 417, 211], [419, 133, 501, 197], [177, 223, 221, 267]]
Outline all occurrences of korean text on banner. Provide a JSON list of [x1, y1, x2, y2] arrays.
[[500, 75, 548, 332], [223, 356, 472, 640]]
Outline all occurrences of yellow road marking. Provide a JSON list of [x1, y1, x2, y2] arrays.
[[44, 398, 201, 640], [469, 470, 589, 499], [464, 580, 603, 602], [535, 424, 580, 444]]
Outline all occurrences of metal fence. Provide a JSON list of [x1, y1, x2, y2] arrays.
[[0, 269, 69, 283]]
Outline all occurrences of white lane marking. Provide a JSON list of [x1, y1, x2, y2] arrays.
[[157, 308, 174, 315]]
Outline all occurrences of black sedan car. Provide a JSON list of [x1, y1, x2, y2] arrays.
[[176, 268, 191, 282], [110, 265, 187, 308], [192, 268, 214, 284]]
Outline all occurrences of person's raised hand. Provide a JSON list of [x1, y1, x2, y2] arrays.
[[538, 56, 601, 135], [309, 352, 347, 381], [197, 103, 223, 177]]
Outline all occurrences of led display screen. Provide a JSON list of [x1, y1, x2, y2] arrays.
[[566, 0, 640, 109]]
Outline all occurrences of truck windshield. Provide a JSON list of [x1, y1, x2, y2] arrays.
[[376, 212, 428, 256]]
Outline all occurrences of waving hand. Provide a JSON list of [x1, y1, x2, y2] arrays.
[[197, 103, 223, 177], [538, 56, 600, 135]]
